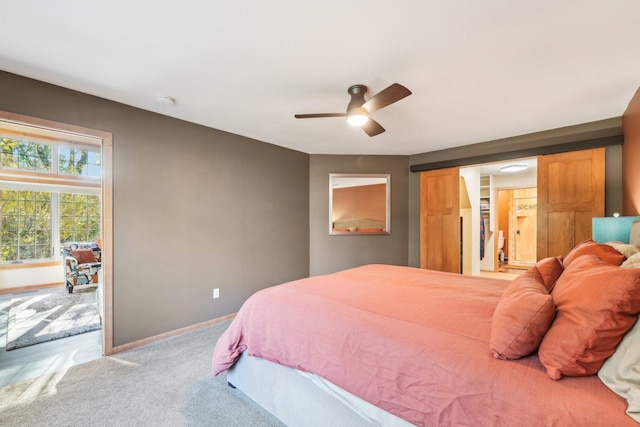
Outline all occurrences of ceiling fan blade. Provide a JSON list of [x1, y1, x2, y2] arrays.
[[362, 83, 412, 113], [362, 118, 385, 137], [294, 113, 347, 119]]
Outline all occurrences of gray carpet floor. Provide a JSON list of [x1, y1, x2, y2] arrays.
[[0, 319, 285, 426]]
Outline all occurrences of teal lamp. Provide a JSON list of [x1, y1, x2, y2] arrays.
[[592, 215, 640, 244]]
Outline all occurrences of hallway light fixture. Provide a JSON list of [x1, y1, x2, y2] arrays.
[[500, 164, 527, 173]]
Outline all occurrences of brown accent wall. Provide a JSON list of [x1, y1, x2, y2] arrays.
[[623, 87, 640, 215], [0, 71, 310, 347], [310, 155, 409, 276]]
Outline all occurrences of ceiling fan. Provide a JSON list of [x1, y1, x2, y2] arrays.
[[294, 83, 412, 137]]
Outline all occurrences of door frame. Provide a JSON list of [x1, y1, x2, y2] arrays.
[[0, 110, 114, 356]]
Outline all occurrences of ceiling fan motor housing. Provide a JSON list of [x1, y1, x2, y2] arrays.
[[346, 84, 367, 112]]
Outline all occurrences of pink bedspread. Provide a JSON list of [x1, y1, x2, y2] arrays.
[[213, 264, 634, 426]]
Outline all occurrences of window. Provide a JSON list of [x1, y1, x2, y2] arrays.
[[60, 193, 101, 244], [58, 146, 101, 178], [1, 137, 52, 173], [1, 135, 101, 178], [0, 133, 101, 264], [0, 190, 100, 263], [0, 190, 52, 262]]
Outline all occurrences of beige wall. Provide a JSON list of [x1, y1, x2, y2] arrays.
[[0, 265, 62, 290], [0, 71, 310, 347], [310, 155, 409, 276]]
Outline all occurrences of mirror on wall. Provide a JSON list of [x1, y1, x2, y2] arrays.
[[329, 173, 390, 235]]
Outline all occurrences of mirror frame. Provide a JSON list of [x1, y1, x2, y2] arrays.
[[329, 173, 391, 235]]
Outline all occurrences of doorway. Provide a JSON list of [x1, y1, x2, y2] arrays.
[[496, 188, 538, 269], [0, 110, 113, 387], [457, 159, 537, 276], [429, 149, 605, 277], [513, 195, 537, 263]]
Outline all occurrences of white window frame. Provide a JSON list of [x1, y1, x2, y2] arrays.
[[0, 122, 102, 266]]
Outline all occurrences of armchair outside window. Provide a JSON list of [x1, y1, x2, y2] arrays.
[[63, 242, 102, 293]]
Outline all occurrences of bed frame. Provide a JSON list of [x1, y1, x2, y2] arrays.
[[228, 353, 413, 427]]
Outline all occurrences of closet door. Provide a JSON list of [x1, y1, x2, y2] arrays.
[[537, 148, 605, 259], [420, 167, 460, 272]]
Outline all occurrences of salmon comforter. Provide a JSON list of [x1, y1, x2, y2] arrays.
[[213, 264, 633, 426]]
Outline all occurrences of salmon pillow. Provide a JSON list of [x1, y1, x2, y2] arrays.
[[490, 264, 558, 360], [563, 239, 625, 268], [535, 256, 564, 292], [539, 254, 640, 380]]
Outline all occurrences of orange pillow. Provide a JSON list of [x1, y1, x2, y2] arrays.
[[490, 267, 557, 360], [535, 256, 564, 292], [562, 239, 625, 268], [538, 254, 640, 380], [359, 228, 383, 232], [71, 249, 96, 264]]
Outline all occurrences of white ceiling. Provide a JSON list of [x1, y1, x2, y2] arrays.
[[1, 1, 639, 155]]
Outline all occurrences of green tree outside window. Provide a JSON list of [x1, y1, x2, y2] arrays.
[[1, 136, 101, 178], [0, 136, 101, 263], [1, 137, 51, 172], [0, 190, 52, 262], [59, 193, 101, 244]]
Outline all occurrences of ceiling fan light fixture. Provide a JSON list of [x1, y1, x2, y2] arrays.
[[347, 107, 369, 126], [500, 164, 528, 173]]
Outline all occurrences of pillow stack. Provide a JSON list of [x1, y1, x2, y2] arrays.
[[539, 253, 640, 380], [489, 256, 563, 360], [491, 239, 640, 382]]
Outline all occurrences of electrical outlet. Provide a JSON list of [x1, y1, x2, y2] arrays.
[[213, 288, 220, 299]]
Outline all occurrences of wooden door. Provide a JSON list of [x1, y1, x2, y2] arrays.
[[497, 189, 513, 261], [420, 167, 460, 272], [514, 195, 537, 262], [537, 148, 605, 259], [509, 187, 537, 265]]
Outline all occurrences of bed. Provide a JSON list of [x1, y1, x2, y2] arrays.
[[213, 241, 640, 426]]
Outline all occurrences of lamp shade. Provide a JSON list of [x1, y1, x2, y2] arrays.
[[592, 216, 640, 244]]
